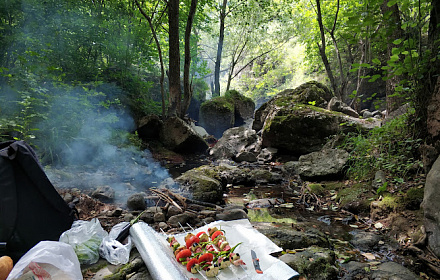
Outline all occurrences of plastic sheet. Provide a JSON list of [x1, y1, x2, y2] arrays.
[[131, 219, 299, 280], [99, 222, 133, 265], [130, 223, 188, 280], [6, 241, 82, 280], [59, 218, 108, 265]]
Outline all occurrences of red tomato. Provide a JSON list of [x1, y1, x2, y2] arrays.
[[198, 252, 214, 264], [210, 230, 224, 241], [186, 258, 199, 273], [196, 231, 207, 238], [176, 249, 192, 263], [186, 235, 200, 249]]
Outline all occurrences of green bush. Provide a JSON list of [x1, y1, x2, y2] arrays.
[[339, 108, 422, 182]]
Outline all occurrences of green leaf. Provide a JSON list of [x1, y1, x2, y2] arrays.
[[368, 74, 381, 82], [387, 0, 398, 7], [372, 58, 381, 65], [392, 39, 402, 45], [377, 182, 388, 195]]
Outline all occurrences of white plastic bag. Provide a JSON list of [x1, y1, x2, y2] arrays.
[[6, 241, 82, 280], [99, 222, 133, 265], [59, 218, 108, 265]]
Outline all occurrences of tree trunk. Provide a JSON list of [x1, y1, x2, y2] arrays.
[[168, 0, 181, 117], [182, 0, 198, 117], [419, 0, 440, 140], [381, 0, 404, 114], [316, 0, 339, 99], [134, 0, 166, 119], [214, 0, 228, 97]]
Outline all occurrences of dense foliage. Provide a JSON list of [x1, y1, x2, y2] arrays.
[[0, 0, 438, 172]]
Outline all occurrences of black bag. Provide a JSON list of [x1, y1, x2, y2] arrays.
[[0, 140, 76, 262]]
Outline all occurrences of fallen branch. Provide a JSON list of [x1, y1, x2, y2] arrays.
[[150, 188, 183, 212]]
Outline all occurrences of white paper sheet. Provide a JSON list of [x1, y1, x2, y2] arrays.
[[160, 219, 299, 280]]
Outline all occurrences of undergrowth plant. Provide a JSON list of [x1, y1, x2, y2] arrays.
[[339, 108, 422, 182]]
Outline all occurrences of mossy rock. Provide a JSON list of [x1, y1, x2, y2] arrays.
[[279, 246, 338, 280], [199, 90, 255, 138], [175, 169, 224, 203], [403, 187, 424, 210], [308, 183, 325, 196], [376, 194, 402, 211], [272, 81, 333, 109], [337, 182, 372, 214]]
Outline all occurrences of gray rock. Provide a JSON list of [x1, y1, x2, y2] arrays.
[[249, 169, 282, 184], [371, 262, 421, 280], [328, 97, 359, 118], [245, 198, 283, 209], [258, 226, 329, 249], [158, 222, 169, 231], [216, 208, 248, 221], [372, 170, 387, 190], [62, 192, 73, 204], [340, 261, 369, 280], [91, 185, 115, 202], [176, 172, 223, 204], [168, 212, 198, 226], [166, 205, 183, 218], [253, 83, 380, 155], [421, 154, 440, 257], [136, 114, 162, 141], [235, 151, 257, 162], [297, 148, 349, 180], [257, 147, 278, 162], [127, 193, 146, 211], [200, 210, 217, 217], [159, 116, 208, 153], [349, 231, 382, 251], [279, 246, 338, 280], [362, 110, 374, 118], [190, 122, 209, 138], [109, 208, 123, 217], [153, 212, 166, 222], [209, 127, 260, 160], [199, 90, 255, 138], [283, 161, 299, 175]]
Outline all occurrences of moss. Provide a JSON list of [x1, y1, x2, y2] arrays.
[[308, 184, 325, 196], [103, 261, 139, 280], [324, 182, 346, 191], [336, 182, 373, 213], [404, 187, 424, 210], [224, 89, 252, 103], [337, 184, 366, 205], [377, 194, 401, 211], [200, 97, 234, 113]]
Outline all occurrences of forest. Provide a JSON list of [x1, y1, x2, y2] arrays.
[[1, 0, 440, 278], [0, 0, 439, 171]]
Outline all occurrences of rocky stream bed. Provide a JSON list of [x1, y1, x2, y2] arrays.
[[47, 152, 440, 280]]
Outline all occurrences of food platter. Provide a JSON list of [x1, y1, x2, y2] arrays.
[[130, 219, 299, 280]]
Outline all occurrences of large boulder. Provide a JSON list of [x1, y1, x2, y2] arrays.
[[175, 168, 224, 204], [421, 154, 440, 258], [297, 148, 350, 180], [209, 127, 260, 160], [159, 117, 208, 153], [199, 90, 255, 138], [136, 114, 162, 141], [226, 90, 255, 126], [253, 81, 333, 132], [253, 82, 380, 156]]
